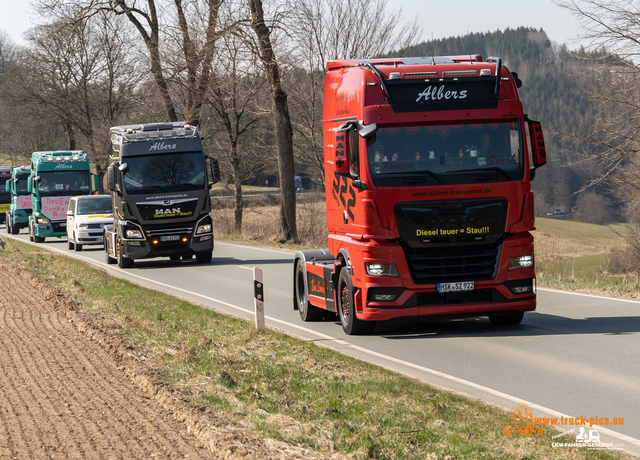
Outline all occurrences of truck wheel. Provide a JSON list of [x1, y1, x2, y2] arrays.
[[117, 239, 134, 268], [29, 224, 33, 242], [10, 223, 19, 235], [74, 236, 83, 252], [295, 261, 323, 321], [68, 237, 74, 250], [104, 236, 116, 264], [4, 218, 8, 234], [33, 234, 45, 243], [489, 311, 524, 326], [196, 252, 212, 264], [338, 268, 375, 335]]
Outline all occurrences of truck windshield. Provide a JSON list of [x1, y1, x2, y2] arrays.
[[38, 171, 91, 196], [15, 174, 30, 196], [0, 178, 8, 198], [123, 152, 206, 195], [77, 197, 112, 215], [367, 121, 523, 185]]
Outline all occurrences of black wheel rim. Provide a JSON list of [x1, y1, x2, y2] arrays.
[[296, 267, 306, 313]]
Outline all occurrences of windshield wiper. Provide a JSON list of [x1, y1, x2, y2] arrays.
[[382, 170, 444, 184], [450, 167, 512, 181]]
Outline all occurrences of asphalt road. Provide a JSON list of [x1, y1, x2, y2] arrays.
[[4, 228, 640, 456]]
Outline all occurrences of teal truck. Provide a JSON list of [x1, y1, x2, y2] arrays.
[[0, 166, 11, 223], [27, 151, 98, 243], [5, 165, 32, 234]]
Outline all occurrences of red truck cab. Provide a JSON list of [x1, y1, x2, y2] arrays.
[[293, 55, 547, 335]]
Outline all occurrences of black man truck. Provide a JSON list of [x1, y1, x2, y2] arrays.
[[104, 122, 220, 268], [5, 165, 32, 234]]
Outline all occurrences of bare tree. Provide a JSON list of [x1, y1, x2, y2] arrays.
[[204, 30, 269, 232], [287, 0, 422, 175], [246, 0, 298, 241]]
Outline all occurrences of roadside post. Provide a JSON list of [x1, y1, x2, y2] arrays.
[[253, 267, 265, 331]]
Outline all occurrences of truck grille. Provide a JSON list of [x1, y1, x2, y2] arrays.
[[403, 243, 500, 284]]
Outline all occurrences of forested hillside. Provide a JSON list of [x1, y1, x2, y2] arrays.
[[405, 28, 607, 218]]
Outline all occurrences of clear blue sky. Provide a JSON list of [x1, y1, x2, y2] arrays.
[[1, 0, 584, 49]]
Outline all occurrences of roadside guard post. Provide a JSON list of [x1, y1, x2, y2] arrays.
[[253, 267, 265, 331]]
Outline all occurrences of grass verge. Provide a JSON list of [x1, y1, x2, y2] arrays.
[[0, 238, 628, 460]]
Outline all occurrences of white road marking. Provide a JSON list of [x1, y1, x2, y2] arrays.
[[6, 234, 640, 450]]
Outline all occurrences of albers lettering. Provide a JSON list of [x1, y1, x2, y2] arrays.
[[149, 141, 177, 151], [54, 163, 73, 170], [416, 85, 468, 103]]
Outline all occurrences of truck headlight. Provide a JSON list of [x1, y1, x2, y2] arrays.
[[365, 263, 399, 276], [508, 254, 533, 270], [36, 216, 50, 225], [78, 223, 89, 229], [126, 229, 143, 239], [196, 223, 212, 234]]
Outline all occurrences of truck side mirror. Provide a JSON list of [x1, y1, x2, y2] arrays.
[[27, 177, 32, 193], [107, 165, 116, 192], [118, 163, 129, 174], [359, 123, 377, 139], [334, 123, 351, 175], [528, 120, 547, 169], [4, 181, 9, 192], [209, 157, 220, 185]]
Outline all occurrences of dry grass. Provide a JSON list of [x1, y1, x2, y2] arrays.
[[213, 191, 329, 248]]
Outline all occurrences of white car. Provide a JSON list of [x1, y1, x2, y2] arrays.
[[66, 195, 113, 251]]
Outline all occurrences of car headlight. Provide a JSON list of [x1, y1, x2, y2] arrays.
[[126, 229, 143, 239], [78, 223, 89, 229], [365, 263, 399, 276], [36, 216, 50, 225], [196, 223, 212, 234], [508, 254, 534, 270]]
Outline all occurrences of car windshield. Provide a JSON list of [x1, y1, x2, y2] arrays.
[[15, 174, 30, 195], [123, 152, 206, 195], [367, 121, 523, 185], [77, 197, 112, 215], [38, 171, 91, 196]]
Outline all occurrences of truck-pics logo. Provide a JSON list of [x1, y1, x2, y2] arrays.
[[416, 85, 468, 102], [149, 142, 177, 151], [504, 403, 543, 437], [54, 163, 73, 169]]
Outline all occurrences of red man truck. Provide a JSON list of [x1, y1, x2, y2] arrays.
[[293, 55, 547, 335]]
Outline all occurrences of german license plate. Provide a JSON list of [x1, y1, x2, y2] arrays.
[[161, 235, 180, 242], [60, 222, 66, 227], [437, 281, 474, 293]]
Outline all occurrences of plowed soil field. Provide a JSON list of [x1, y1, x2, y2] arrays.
[[0, 264, 323, 459]]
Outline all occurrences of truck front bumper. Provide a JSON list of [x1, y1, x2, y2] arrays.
[[121, 234, 213, 259]]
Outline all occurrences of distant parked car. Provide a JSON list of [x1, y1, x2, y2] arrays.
[[555, 207, 566, 215], [546, 212, 554, 216], [66, 195, 113, 251]]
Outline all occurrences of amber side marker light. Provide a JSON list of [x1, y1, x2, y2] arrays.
[[153, 240, 159, 244], [182, 237, 188, 242]]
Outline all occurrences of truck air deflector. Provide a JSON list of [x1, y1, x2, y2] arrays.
[[360, 61, 392, 104]]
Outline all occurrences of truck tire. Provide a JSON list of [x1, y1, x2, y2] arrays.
[[10, 223, 19, 235], [104, 236, 116, 264], [33, 233, 45, 243], [4, 217, 8, 234], [196, 251, 212, 264], [29, 223, 33, 242], [489, 311, 524, 326], [74, 237, 83, 252], [117, 239, 134, 268], [295, 261, 323, 321], [68, 238, 74, 250], [337, 268, 375, 335]]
